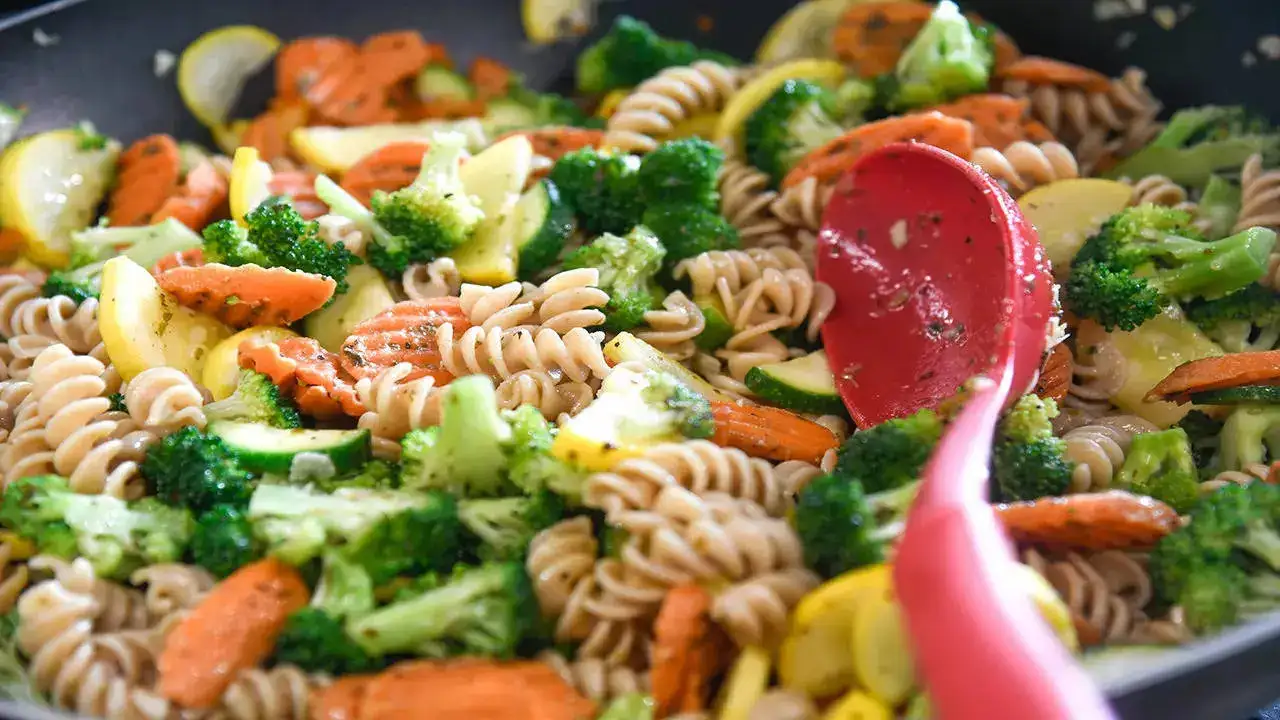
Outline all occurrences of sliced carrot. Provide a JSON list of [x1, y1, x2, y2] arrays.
[[1035, 343, 1072, 406], [652, 585, 717, 718], [340, 298, 469, 383], [107, 134, 182, 227], [469, 56, 514, 101], [0, 227, 26, 263], [928, 94, 1031, 148], [152, 160, 230, 230], [781, 112, 975, 190], [995, 491, 1180, 551], [240, 336, 366, 418], [495, 127, 604, 165], [422, 43, 452, 68], [304, 57, 399, 127], [268, 170, 328, 220], [361, 31, 433, 88], [710, 400, 839, 465], [158, 558, 309, 708], [276, 36, 360, 102], [151, 248, 205, 276], [1145, 350, 1280, 403], [356, 659, 597, 720], [998, 56, 1112, 93], [310, 674, 375, 720], [832, 2, 936, 78], [340, 141, 429, 206], [157, 263, 336, 328], [240, 101, 310, 164]]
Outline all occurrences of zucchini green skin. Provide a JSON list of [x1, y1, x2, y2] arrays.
[[415, 65, 474, 102], [744, 350, 847, 415], [1188, 385, 1280, 405], [694, 300, 734, 351], [516, 179, 576, 280], [208, 421, 371, 475]]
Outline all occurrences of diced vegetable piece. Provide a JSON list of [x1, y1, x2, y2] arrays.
[[821, 689, 893, 720], [717, 646, 772, 720], [202, 326, 299, 401], [514, 179, 576, 281], [604, 332, 734, 402], [228, 146, 274, 224], [713, 60, 847, 148], [415, 65, 474, 102], [1187, 385, 1280, 406], [207, 420, 371, 475], [1102, 309, 1224, 427], [450, 134, 535, 284], [849, 585, 915, 707], [744, 350, 845, 415], [779, 565, 890, 698], [1016, 178, 1132, 275]]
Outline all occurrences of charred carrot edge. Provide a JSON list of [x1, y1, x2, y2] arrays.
[[927, 93, 1031, 148], [469, 56, 514, 101], [361, 30, 432, 87], [152, 160, 230, 230], [710, 401, 839, 465], [995, 491, 1180, 551], [1145, 350, 1280, 403], [495, 127, 605, 164], [998, 56, 1112, 93], [239, 337, 366, 418], [240, 101, 310, 163], [158, 558, 309, 708], [782, 112, 976, 190], [832, 2, 935, 77], [652, 585, 716, 717], [1023, 120, 1056, 143], [275, 36, 359, 103], [107, 134, 183, 227], [1035, 344, 1072, 405], [151, 248, 205, 276], [340, 141, 430, 205], [339, 298, 468, 383], [157, 264, 337, 329]]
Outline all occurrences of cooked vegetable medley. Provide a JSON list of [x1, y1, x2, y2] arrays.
[[0, 2, 1278, 718]]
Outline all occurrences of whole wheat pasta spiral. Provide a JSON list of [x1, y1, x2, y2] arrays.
[[402, 257, 462, 301], [772, 460, 825, 497], [540, 651, 650, 703], [1063, 321, 1128, 419], [722, 266, 835, 343], [460, 281, 537, 331], [315, 213, 368, 256], [130, 564, 215, 621], [529, 268, 609, 334], [748, 690, 819, 720], [7, 294, 101, 354], [1236, 153, 1280, 234], [495, 369, 593, 421], [675, 247, 808, 299], [638, 291, 705, 361], [209, 664, 324, 720], [437, 323, 611, 384], [0, 340, 10, 383], [719, 158, 784, 241], [770, 176, 834, 231], [354, 362, 443, 459], [0, 376, 33, 444], [1126, 174, 1197, 212], [124, 367, 208, 432], [715, 332, 792, 382], [0, 274, 41, 338], [1062, 415, 1157, 493], [605, 61, 742, 153], [4, 333, 58, 380], [711, 568, 821, 648], [972, 142, 1079, 196], [691, 352, 751, 398], [527, 517, 599, 619], [1002, 67, 1161, 147]]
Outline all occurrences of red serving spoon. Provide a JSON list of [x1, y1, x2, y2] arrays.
[[816, 143, 1115, 720]]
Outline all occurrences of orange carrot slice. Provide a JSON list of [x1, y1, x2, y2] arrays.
[[1035, 344, 1072, 406], [781, 112, 975, 190], [152, 160, 230, 230], [0, 227, 26, 263], [151, 248, 205, 276], [240, 101, 310, 164], [240, 336, 366, 418], [268, 170, 328, 220], [995, 491, 1180, 551], [311, 674, 375, 720], [710, 401, 839, 464], [652, 585, 717, 718], [361, 31, 433, 88], [304, 57, 399, 127], [158, 558, 309, 708], [157, 263, 336, 328], [1145, 351, 1280, 403], [495, 127, 604, 165], [928, 94, 1031, 148], [107, 134, 183, 227], [275, 36, 360, 102], [832, 2, 936, 78], [340, 141, 429, 206], [469, 56, 513, 101], [998, 56, 1112, 93], [356, 660, 597, 720], [340, 298, 468, 383]]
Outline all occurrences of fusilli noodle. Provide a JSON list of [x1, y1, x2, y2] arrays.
[[748, 689, 819, 720], [1062, 321, 1127, 420], [675, 247, 808, 299], [437, 323, 611, 384], [130, 564, 215, 620], [208, 664, 325, 720], [769, 176, 833, 231], [711, 568, 820, 648], [971, 141, 1078, 196], [1062, 415, 1157, 493], [718, 158, 784, 241], [124, 367, 208, 432], [402, 257, 462, 301], [495, 369, 594, 422], [1236, 154, 1280, 260], [315, 214, 368, 256], [604, 61, 742, 153], [540, 651, 649, 703], [1202, 462, 1272, 495], [638, 291, 705, 361], [354, 362, 443, 459]]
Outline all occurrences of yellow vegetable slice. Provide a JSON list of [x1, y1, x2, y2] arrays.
[[717, 646, 772, 720], [0, 129, 119, 267], [780, 564, 890, 698], [229, 146, 274, 225], [290, 119, 487, 174], [453, 134, 534, 284], [178, 25, 281, 128], [714, 59, 846, 149], [304, 264, 397, 352], [212, 120, 250, 156], [1103, 307, 1223, 427], [522, 0, 596, 44], [850, 585, 916, 707], [595, 88, 632, 120], [1018, 179, 1132, 276], [203, 326, 299, 401], [821, 689, 893, 720], [99, 256, 233, 381], [670, 113, 721, 141], [1013, 563, 1079, 653]]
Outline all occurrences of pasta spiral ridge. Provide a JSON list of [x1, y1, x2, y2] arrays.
[[718, 159, 784, 240], [124, 367, 208, 432], [4, 333, 59, 381], [638, 291, 705, 362], [7, 292, 101, 354], [354, 362, 443, 459], [1202, 462, 1272, 496], [1126, 174, 1197, 213], [605, 61, 742, 153], [711, 568, 821, 648], [972, 141, 1079, 196], [770, 176, 833, 231], [129, 563, 215, 621], [495, 369, 594, 422], [1062, 415, 1157, 493], [0, 376, 34, 444], [1236, 153, 1280, 236], [437, 323, 612, 384], [540, 651, 650, 703], [460, 269, 608, 333], [315, 214, 368, 256], [209, 664, 325, 720], [722, 266, 836, 343], [675, 247, 809, 299], [1063, 321, 1128, 419], [402, 257, 462, 301]]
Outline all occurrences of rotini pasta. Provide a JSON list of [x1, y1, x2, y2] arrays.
[[1202, 462, 1272, 495], [315, 213, 369, 256], [402, 257, 462, 301], [675, 247, 809, 299], [460, 268, 608, 333], [638, 291, 705, 361], [748, 689, 819, 720], [208, 664, 324, 720], [971, 141, 1079, 196], [718, 158, 784, 241], [495, 369, 594, 422], [540, 650, 649, 703], [354, 362, 443, 459], [711, 568, 820, 648], [7, 292, 101, 355], [1062, 415, 1157, 493], [1062, 320, 1128, 421], [604, 61, 742, 153], [130, 563, 215, 621], [436, 323, 612, 384], [123, 366, 209, 432], [1236, 153, 1280, 234], [769, 176, 833, 232], [1125, 174, 1197, 213]]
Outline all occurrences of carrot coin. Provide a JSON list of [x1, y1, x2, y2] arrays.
[[151, 248, 205, 276], [832, 2, 935, 77], [240, 336, 366, 418], [361, 31, 433, 87], [240, 101, 310, 163], [928, 94, 1032, 148], [995, 491, 1180, 551], [152, 160, 230, 230], [107, 134, 182, 227], [304, 57, 399, 127], [1035, 344, 1072, 406], [157, 263, 336, 328], [340, 141, 429, 206], [276, 36, 360, 102], [469, 56, 514, 101], [782, 112, 975, 189], [998, 56, 1112, 93], [340, 298, 469, 383]]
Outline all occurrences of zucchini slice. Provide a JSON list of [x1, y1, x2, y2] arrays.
[[209, 420, 371, 474], [1187, 385, 1280, 405], [744, 350, 846, 415], [515, 179, 576, 280]]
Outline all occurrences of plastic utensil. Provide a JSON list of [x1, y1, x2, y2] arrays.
[[816, 143, 1115, 720]]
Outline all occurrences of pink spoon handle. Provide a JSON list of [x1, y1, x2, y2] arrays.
[[893, 364, 1116, 720]]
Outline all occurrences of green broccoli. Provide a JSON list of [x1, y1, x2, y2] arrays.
[[636, 138, 723, 209], [1218, 404, 1280, 473], [246, 484, 460, 583], [991, 394, 1072, 502], [203, 369, 300, 429], [504, 406, 588, 503], [312, 550, 376, 622], [744, 79, 847, 185], [1115, 429, 1201, 513], [502, 81, 601, 130], [203, 202, 360, 295], [1107, 106, 1280, 188], [189, 505, 261, 578], [548, 147, 645, 235], [1184, 284, 1280, 352], [348, 562, 536, 659], [366, 131, 485, 277], [885, 0, 992, 111], [399, 375, 514, 497], [576, 16, 737, 95], [563, 226, 665, 331], [641, 202, 740, 267], [1196, 175, 1243, 240], [598, 694, 656, 720], [311, 459, 401, 493], [41, 218, 204, 302], [834, 408, 943, 494], [1064, 205, 1277, 331], [458, 491, 565, 562], [107, 392, 127, 413], [140, 426, 255, 514], [795, 474, 920, 579], [0, 475, 192, 580], [271, 607, 381, 676]]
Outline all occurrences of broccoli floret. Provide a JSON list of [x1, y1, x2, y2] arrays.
[[991, 394, 1072, 502], [1184, 284, 1280, 352], [744, 79, 847, 186], [1115, 429, 1201, 514], [312, 459, 400, 493], [640, 369, 715, 439], [189, 505, 262, 578], [107, 392, 127, 413], [887, 0, 992, 110], [1064, 205, 1277, 331], [548, 148, 645, 235], [834, 408, 943, 494], [203, 202, 360, 295], [348, 562, 536, 659], [0, 475, 192, 580], [504, 406, 588, 503], [203, 369, 300, 429], [576, 16, 737, 95], [641, 202, 740, 267], [399, 375, 514, 497], [312, 550, 376, 622], [272, 607, 381, 675], [458, 491, 565, 562], [42, 219, 205, 302], [247, 484, 460, 582], [1179, 410, 1226, 475], [140, 426, 255, 514], [1107, 106, 1280, 188], [503, 81, 598, 129], [1218, 404, 1280, 473], [795, 474, 920, 579], [366, 131, 484, 276], [636, 138, 724, 209], [1197, 174, 1243, 240], [563, 226, 665, 331], [40, 268, 100, 304], [997, 394, 1057, 444]]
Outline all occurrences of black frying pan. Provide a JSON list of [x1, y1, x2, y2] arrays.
[[1, 1, 1279, 718]]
